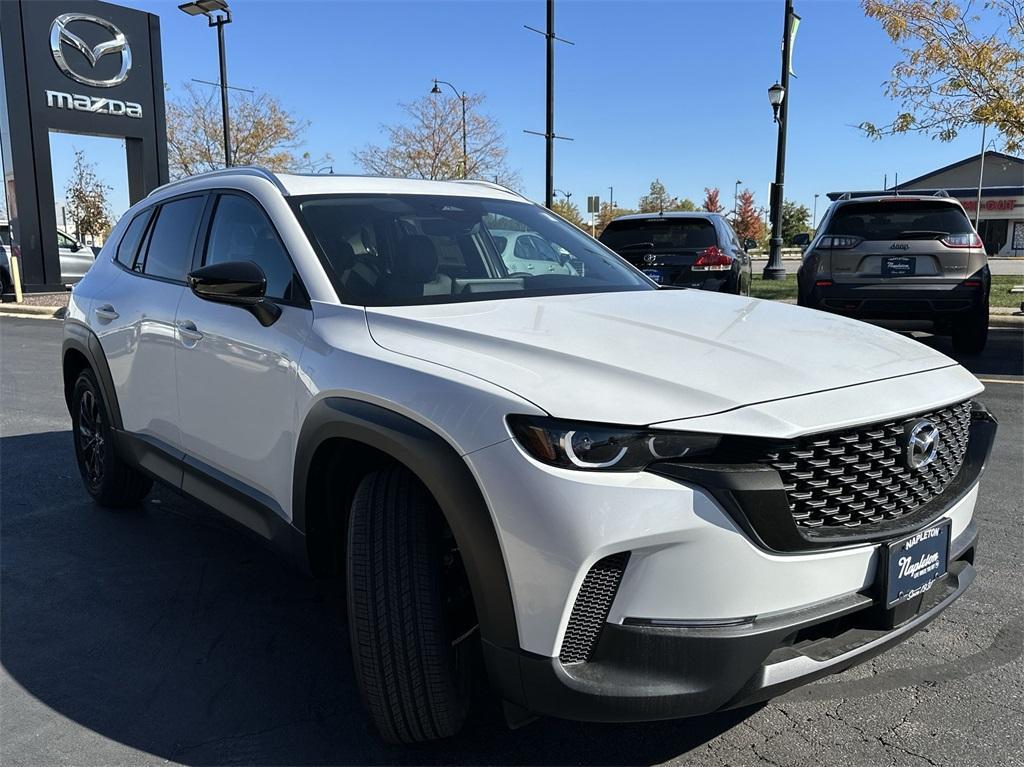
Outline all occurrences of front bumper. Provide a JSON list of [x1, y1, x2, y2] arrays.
[[489, 523, 977, 722]]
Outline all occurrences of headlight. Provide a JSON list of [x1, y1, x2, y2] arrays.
[[507, 415, 720, 472]]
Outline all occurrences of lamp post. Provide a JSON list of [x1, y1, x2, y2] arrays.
[[764, 0, 796, 281], [179, 0, 233, 168], [431, 79, 468, 179], [812, 193, 819, 229], [734, 179, 743, 220], [554, 188, 571, 201]]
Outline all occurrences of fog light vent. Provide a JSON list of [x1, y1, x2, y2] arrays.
[[559, 552, 630, 665]]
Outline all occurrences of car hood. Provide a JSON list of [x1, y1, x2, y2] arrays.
[[365, 290, 959, 425]]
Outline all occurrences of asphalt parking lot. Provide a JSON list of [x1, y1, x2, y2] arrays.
[[1, 316, 1021, 767]]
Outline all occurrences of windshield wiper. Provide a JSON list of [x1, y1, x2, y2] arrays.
[[614, 241, 656, 250], [896, 230, 949, 239]]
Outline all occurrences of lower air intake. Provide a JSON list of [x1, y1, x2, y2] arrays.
[[559, 552, 630, 665]]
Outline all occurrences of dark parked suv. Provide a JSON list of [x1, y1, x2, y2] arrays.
[[797, 194, 989, 354], [600, 212, 752, 294]]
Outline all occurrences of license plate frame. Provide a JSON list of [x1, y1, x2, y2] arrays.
[[881, 518, 951, 608], [881, 255, 916, 277]]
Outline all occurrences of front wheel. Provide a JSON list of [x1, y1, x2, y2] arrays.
[[951, 306, 989, 355], [71, 369, 152, 507], [346, 467, 472, 743]]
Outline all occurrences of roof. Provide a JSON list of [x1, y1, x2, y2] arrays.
[[609, 211, 719, 222], [893, 151, 1023, 190], [149, 167, 526, 202]]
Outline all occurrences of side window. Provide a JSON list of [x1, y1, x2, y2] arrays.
[[57, 231, 76, 248], [140, 196, 205, 281], [115, 209, 153, 266], [204, 193, 303, 302]]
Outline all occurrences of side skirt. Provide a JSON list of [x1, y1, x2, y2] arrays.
[[112, 430, 309, 572]]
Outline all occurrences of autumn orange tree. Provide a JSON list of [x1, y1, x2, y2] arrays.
[[702, 187, 723, 213], [166, 83, 330, 178], [861, 0, 1024, 152], [551, 198, 586, 229], [733, 189, 763, 244]]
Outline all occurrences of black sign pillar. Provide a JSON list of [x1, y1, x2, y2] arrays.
[[0, 0, 168, 292]]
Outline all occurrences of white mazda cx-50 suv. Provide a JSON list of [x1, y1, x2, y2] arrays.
[[62, 168, 996, 743]]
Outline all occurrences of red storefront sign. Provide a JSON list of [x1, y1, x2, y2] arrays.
[[958, 198, 1018, 212]]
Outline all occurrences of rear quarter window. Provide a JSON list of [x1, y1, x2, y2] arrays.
[[115, 208, 153, 266]]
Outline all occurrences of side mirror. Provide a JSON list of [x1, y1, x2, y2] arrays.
[[791, 232, 811, 248], [187, 260, 281, 327], [69, 242, 81, 252], [743, 238, 758, 251]]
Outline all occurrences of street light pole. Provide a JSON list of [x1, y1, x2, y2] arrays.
[[764, 0, 796, 281], [734, 179, 742, 220], [431, 79, 468, 179], [179, 1, 233, 168], [812, 193, 819, 229]]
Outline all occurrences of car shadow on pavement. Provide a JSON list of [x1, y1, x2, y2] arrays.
[[914, 328, 1023, 378], [1, 430, 754, 766]]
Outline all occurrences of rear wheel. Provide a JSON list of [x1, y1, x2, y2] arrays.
[[346, 467, 473, 743], [71, 369, 152, 507], [951, 305, 989, 355]]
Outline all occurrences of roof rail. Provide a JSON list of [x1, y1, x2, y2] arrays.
[[450, 178, 529, 201], [148, 166, 287, 198], [933, 189, 950, 197], [837, 192, 852, 200]]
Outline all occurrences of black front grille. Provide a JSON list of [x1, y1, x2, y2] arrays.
[[761, 401, 972, 530], [559, 552, 630, 665]]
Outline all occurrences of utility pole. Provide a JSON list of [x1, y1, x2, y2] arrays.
[[524, 0, 573, 209], [764, 0, 798, 281]]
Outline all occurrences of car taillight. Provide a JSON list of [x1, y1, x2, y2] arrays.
[[819, 235, 863, 249], [691, 246, 731, 271], [941, 232, 983, 248], [815, 279, 833, 287]]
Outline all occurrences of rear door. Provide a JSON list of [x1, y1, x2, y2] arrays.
[[824, 200, 976, 285], [174, 191, 313, 520], [94, 194, 207, 451]]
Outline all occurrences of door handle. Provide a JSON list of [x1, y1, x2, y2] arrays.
[[94, 304, 118, 321], [176, 320, 204, 343]]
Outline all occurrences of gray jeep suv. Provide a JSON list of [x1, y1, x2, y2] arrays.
[[797, 195, 989, 354]]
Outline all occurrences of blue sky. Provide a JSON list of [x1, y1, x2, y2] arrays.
[[49, 0, 995, 226]]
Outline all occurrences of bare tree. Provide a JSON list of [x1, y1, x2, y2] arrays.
[[353, 93, 519, 188], [166, 82, 330, 178], [65, 150, 111, 241]]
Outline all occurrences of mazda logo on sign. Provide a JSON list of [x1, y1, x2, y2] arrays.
[[905, 419, 940, 470], [50, 13, 131, 88]]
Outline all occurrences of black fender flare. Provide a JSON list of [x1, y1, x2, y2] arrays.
[[62, 320, 123, 430], [293, 397, 521, 657]]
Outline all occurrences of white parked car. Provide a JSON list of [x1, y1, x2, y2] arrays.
[[62, 168, 996, 743], [0, 221, 95, 293], [490, 228, 578, 276]]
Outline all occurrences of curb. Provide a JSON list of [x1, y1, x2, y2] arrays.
[[0, 304, 65, 319]]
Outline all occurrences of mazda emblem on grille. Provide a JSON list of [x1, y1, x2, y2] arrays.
[[905, 419, 940, 470]]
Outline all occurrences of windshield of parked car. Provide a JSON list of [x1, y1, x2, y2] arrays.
[[600, 217, 718, 252], [825, 201, 973, 240], [292, 194, 654, 306]]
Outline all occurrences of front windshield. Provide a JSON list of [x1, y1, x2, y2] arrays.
[[293, 194, 654, 306]]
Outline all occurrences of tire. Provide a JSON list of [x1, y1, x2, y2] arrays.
[[0, 267, 10, 299], [951, 306, 989, 355], [71, 369, 152, 507], [346, 467, 471, 743]]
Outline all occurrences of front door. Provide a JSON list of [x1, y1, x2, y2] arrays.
[[174, 192, 312, 521]]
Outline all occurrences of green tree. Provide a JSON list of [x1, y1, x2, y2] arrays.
[[671, 197, 698, 212], [782, 200, 812, 245], [638, 179, 677, 213], [733, 189, 764, 244], [166, 82, 329, 178], [65, 150, 111, 240], [860, 0, 1024, 152], [551, 198, 586, 229], [596, 202, 638, 235]]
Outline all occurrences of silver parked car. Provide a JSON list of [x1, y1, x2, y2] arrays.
[[1, 221, 96, 294]]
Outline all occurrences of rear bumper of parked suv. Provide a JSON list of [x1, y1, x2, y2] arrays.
[[473, 404, 995, 723], [807, 278, 988, 321]]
